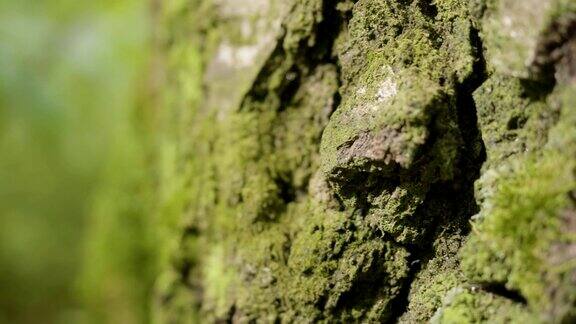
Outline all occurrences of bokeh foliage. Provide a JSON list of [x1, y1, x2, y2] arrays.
[[0, 0, 154, 322]]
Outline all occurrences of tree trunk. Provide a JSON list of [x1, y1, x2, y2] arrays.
[[151, 0, 576, 322]]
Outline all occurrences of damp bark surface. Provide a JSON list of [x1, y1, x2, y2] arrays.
[[150, 0, 576, 322]]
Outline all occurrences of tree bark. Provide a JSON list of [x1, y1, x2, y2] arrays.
[[151, 0, 576, 322]]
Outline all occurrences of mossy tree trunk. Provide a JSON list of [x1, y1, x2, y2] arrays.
[[151, 0, 576, 322]]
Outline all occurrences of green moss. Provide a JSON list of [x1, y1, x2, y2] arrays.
[[320, 0, 476, 245], [154, 0, 356, 315], [283, 0, 324, 50], [321, 66, 446, 173], [472, 74, 554, 171], [462, 151, 576, 320], [201, 244, 238, 319], [432, 289, 534, 323], [399, 232, 469, 323], [400, 273, 461, 323], [152, 0, 576, 322], [283, 203, 411, 322], [152, 270, 199, 324], [460, 15, 576, 317]]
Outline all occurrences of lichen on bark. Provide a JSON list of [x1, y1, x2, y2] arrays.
[[150, 0, 576, 322]]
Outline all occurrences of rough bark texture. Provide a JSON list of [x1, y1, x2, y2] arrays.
[[152, 0, 576, 322]]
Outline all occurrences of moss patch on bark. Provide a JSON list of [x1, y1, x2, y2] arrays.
[[148, 0, 576, 322]]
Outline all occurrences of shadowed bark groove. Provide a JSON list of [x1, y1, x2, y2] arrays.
[[387, 24, 489, 323]]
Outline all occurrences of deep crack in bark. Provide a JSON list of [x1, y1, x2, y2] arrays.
[[386, 25, 489, 323]]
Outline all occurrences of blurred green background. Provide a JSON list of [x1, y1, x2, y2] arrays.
[[0, 0, 156, 322]]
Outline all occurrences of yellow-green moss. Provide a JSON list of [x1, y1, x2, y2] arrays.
[[462, 152, 575, 307], [432, 289, 534, 323], [152, 0, 576, 322]]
